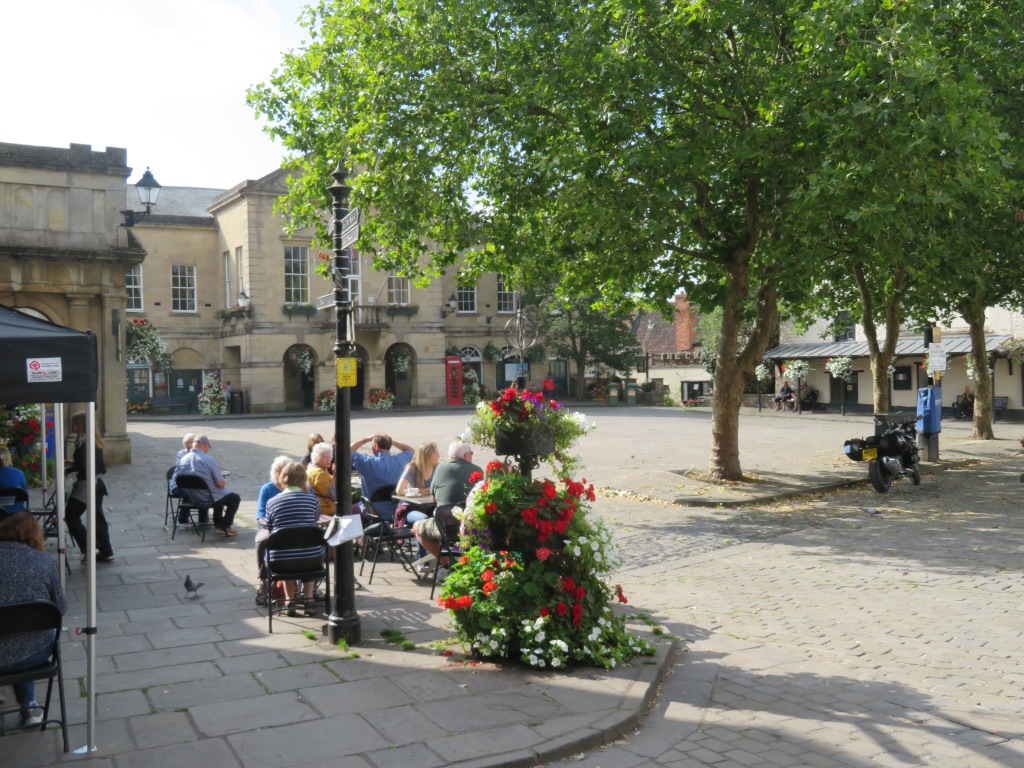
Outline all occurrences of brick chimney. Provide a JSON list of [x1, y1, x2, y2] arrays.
[[674, 292, 697, 352]]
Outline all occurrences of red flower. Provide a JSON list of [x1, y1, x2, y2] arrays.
[[539, 607, 551, 617], [455, 595, 473, 609], [536, 547, 551, 562], [542, 482, 557, 499], [489, 402, 504, 416], [538, 520, 553, 536], [481, 569, 495, 582], [522, 508, 538, 526], [556, 601, 568, 617], [574, 586, 585, 600], [485, 501, 497, 515], [615, 584, 628, 604], [482, 581, 498, 594], [572, 602, 583, 627], [440, 650, 453, 656], [562, 576, 576, 593], [460, 555, 469, 565], [468, 471, 483, 484], [486, 460, 504, 474]]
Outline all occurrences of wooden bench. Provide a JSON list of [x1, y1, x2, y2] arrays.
[[150, 396, 191, 414], [954, 394, 1009, 421]]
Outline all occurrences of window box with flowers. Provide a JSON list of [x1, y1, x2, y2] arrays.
[[386, 304, 419, 317], [283, 302, 317, 317], [215, 305, 253, 321]]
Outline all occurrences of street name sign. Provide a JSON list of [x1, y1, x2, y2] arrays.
[[337, 207, 360, 250], [316, 293, 336, 310]]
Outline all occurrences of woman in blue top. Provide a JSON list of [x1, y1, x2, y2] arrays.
[[265, 462, 323, 616], [254, 455, 292, 606], [0, 444, 28, 514]]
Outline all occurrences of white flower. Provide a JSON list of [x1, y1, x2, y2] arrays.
[[552, 659, 561, 668], [578, 536, 588, 545], [490, 640, 498, 649], [598, 617, 607, 627], [573, 546, 581, 556], [476, 401, 488, 414], [610, 658, 616, 668], [536, 631, 545, 642], [594, 553, 602, 562], [553, 640, 568, 651], [538, 659, 546, 668], [591, 541, 599, 551], [498, 628, 506, 636], [529, 654, 538, 665]]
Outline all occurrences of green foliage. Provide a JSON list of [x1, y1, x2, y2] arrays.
[[482, 342, 502, 363]]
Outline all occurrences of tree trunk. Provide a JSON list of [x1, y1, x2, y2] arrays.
[[573, 354, 587, 401], [853, 263, 904, 414], [707, 258, 779, 481], [961, 303, 995, 440]]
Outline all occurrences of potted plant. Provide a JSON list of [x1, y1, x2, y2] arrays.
[[315, 388, 336, 412], [368, 387, 395, 410], [283, 302, 318, 317]]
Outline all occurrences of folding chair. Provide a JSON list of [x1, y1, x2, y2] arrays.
[[164, 466, 182, 525], [0, 600, 69, 752], [171, 474, 214, 542], [359, 484, 416, 584], [264, 525, 329, 633], [430, 515, 463, 600]]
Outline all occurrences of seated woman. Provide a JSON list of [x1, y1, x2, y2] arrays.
[[175, 433, 195, 463], [265, 462, 323, 617], [396, 442, 440, 564], [0, 443, 29, 514], [414, 442, 482, 570], [0, 512, 67, 727], [306, 443, 335, 525], [254, 455, 293, 606], [301, 433, 324, 468], [774, 382, 795, 411]]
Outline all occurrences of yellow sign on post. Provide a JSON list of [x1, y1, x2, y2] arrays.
[[336, 358, 358, 388]]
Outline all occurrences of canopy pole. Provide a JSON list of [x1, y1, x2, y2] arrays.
[[85, 403, 97, 752], [54, 404, 66, 590], [39, 403, 47, 507]]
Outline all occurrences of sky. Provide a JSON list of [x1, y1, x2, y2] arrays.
[[1, 0, 311, 189]]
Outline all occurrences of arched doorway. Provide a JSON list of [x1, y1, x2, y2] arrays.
[[384, 343, 414, 406], [460, 345, 482, 400], [284, 344, 317, 409]]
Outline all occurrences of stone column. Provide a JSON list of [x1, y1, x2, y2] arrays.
[[66, 297, 91, 423], [100, 293, 132, 464]]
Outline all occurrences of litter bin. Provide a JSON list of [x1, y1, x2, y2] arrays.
[[625, 382, 638, 405], [916, 387, 941, 434], [607, 382, 619, 405], [229, 391, 244, 415]]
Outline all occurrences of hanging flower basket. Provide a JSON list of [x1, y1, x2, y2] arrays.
[[388, 348, 410, 373], [755, 363, 772, 383], [825, 356, 854, 381], [782, 359, 811, 379], [495, 424, 556, 457]]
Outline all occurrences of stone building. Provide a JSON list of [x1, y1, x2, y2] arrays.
[[632, 292, 711, 401], [0, 142, 141, 463], [125, 166, 548, 413]]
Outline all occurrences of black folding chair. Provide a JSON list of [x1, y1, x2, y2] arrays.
[[430, 511, 462, 600], [171, 474, 214, 542], [264, 525, 329, 633], [0, 600, 69, 752], [359, 484, 416, 584], [0, 486, 30, 523], [164, 466, 183, 525]]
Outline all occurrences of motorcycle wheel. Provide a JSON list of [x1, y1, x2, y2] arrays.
[[868, 459, 891, 493], [911, 464, 921, 486]]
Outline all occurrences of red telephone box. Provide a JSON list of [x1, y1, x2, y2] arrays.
[[445, 356, 464, 405]]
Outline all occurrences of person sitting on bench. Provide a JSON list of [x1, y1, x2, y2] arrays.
[[773, 381, 795, 411], [956, 385, 974, 419]]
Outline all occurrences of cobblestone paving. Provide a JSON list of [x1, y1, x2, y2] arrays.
[[547, 455, 1024, 768]]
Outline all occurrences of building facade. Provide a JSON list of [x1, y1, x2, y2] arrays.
[[0, 142, 141, 463], [126, 167, 550, 413]]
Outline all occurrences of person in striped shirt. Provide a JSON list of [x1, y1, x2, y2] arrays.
[[265, 462, 324, 616]]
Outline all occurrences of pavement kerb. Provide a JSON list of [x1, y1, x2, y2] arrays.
[[444, 637, 679, 768]]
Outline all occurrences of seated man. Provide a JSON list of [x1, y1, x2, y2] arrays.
[[957, 385, 975, 419], [414, 441, 482, 569], [774, 381, 795, 411], [800, 382, 817, 410], [175, 433, 240, 536], [350, 434, 414, 523]]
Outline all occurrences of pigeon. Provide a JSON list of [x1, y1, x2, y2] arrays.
[[184, 575, 204, 598]]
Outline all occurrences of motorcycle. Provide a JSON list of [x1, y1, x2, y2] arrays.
[[843, 413, 921, 493]]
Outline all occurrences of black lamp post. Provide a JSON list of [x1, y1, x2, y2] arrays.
[[121, 167, 162, 227], [326, 161, 361, 645], [440, 293, 458, 318]]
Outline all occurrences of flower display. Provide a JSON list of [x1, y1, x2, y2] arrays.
[[964, 354, 976, 381], [441, 469, 651, 669], [464, 387, 594, 477], [197, 371, 228, 415], [782, 359, 811, 379], [388, 347, 410, 373], [754, 363, 772, 383], [126, 399, 151, 415], [368, 387, 395, 410], [315, 388, 336, 412], [825, 356, 854, 381], [126, 318, 172, 372], [999, 337, 1024, 364], [0, 406, 54, 488], [462, 366, 481, 403]]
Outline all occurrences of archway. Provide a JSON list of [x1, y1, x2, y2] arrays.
[[384, 343, 414, 406], [460, 345, 483, 400], [284, 344, 317, 410]]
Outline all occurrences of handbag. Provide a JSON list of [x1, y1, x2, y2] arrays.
[[393, 501, 410, 530]]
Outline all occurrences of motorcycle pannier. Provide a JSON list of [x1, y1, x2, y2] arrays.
[[844, 438, 867, 462]]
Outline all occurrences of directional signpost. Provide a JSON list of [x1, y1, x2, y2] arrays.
[[324, 164, 361, 645]]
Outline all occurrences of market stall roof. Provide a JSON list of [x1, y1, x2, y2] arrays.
[[763, 334, 1011, 361], [0, 304, 98, 404]]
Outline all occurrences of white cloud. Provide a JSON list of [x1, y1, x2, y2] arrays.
[[0, 0, 309, 188]]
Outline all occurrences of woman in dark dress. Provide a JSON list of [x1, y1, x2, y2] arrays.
[[64, 411, 113, 562]]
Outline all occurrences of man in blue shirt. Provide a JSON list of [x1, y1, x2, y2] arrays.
[[350, 434, 413, 522], [175, 434, 240, 536]]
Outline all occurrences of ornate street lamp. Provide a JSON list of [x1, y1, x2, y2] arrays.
[[121, 167, 162, 227]]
